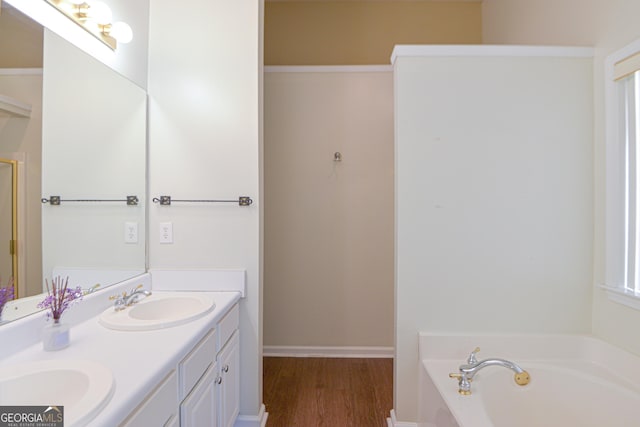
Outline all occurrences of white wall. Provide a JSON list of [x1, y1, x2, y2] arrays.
[[148, 0, 263, 418], [482, 0, 640, 364], [5, 0, 149, 88], [41, 30, 146, 285], [394, 48, 593, 422], [263, 68, 394, 351]]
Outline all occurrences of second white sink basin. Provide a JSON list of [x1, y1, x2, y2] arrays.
[[0, 359, 114, 427], [99, 292, 216, 331]]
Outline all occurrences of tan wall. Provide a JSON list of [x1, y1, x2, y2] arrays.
[[0, 5, 43, 68], [265, 1, 482, 65], [263, 1, 481, 350], [264, 69, 394, 348]]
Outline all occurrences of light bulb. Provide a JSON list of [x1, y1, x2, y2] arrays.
[[87, 1, 112, 25], [109, 21, 133, 44]]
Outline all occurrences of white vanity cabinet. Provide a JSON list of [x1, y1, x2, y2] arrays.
[[120, 302, 240, 427], [119, 370, 179, 426], [180, 361, 219, 426], [181, 303, 239, 427], [179, 328, 218, 426], [217, 306, 240, 427]]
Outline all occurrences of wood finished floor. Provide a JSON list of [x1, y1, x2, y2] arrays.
[[263, 357, 393, 427]]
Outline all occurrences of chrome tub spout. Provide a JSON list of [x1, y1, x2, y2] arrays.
[[450, 347, 530, 395]]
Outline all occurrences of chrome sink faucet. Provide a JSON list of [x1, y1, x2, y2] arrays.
[[110, 285, 152, 311], [449, 347, 530, 395]]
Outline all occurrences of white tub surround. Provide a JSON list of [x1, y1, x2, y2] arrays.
[[0, 272, 248, 426], [418, 334, 640, 427]]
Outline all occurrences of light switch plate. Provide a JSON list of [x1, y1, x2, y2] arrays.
[[124, 222, 138, 243], [159, 222, 173, 244]]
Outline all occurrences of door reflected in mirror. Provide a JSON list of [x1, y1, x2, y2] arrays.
[[0, 158, 17, 296]]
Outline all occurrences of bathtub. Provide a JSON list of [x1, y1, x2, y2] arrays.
[[418, 334, 640, 427]]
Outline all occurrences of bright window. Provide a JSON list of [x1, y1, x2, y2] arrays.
[[620, 71, 640, 293], [605, 40, 640, 307]]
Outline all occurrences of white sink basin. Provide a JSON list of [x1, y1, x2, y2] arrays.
[[0, 359, 114, 427], [99, 292, 216, 331]]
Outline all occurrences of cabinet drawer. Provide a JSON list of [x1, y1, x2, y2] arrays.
[[179, 328, 217, 399], [120, 370, 177, 427], [217, 303, 239, 351]]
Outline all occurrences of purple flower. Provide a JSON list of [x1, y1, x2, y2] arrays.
[[38, 276, 82, 322], [0, 277, 15, 317]]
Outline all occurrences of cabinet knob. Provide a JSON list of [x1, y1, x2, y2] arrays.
[[215, 376, 222, 385], [223, 365, 229, 373]]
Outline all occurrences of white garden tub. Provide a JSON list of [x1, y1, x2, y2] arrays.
[[418, 334, 640, 427]]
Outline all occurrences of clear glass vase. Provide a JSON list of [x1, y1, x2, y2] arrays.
[[43, 319, 70, 351]]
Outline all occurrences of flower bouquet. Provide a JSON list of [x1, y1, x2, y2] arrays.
[[38, 276, 82, 351], [38, 276, 83, 322]]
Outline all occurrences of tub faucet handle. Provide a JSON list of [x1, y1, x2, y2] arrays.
[[467, 347, 481, 364], [514, 371, 531, 386], [449, 372, 472, 395]]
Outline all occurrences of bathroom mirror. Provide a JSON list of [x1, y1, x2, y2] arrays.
[[0, 3, 146, 322]]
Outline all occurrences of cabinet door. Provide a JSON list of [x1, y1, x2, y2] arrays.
[[180, 362, 218, 427], [218, 331, 239, 427], [120, 370, 177, 427], [164, 414, 179, 427]]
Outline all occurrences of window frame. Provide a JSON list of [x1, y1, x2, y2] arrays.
[[604, 38, 640, 310]]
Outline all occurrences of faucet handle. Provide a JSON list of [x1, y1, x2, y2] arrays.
[[467, 347, 481, 364], [109, 293, 124, 301], [514, 371, 531, 386], [109, 293, 126, 311], [449, 372, 472, 395]]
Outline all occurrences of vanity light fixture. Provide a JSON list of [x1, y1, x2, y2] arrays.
[[44, 0, 132, 50], [102, 21, 132, 44]]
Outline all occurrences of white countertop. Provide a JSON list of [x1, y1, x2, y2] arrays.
[[0, 290, 241, 426]]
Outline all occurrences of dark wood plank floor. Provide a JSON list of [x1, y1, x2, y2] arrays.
[[263, 357, 393, 427]]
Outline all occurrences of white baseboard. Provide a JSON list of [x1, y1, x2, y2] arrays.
[[263, 345, 394, 358], [234, 404, 268, 427], [388, 410, 420, 427]]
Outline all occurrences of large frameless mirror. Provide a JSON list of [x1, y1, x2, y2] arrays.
[[0, 3, 146, 323]]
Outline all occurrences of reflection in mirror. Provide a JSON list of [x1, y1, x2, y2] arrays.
[[0, 4, 146, 323], [41, 29, 146, 290], [0, 2, 42, 317], [0, 158, 17, 295]]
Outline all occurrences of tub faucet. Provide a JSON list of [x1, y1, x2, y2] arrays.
[[449, 347, 530, 395]]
